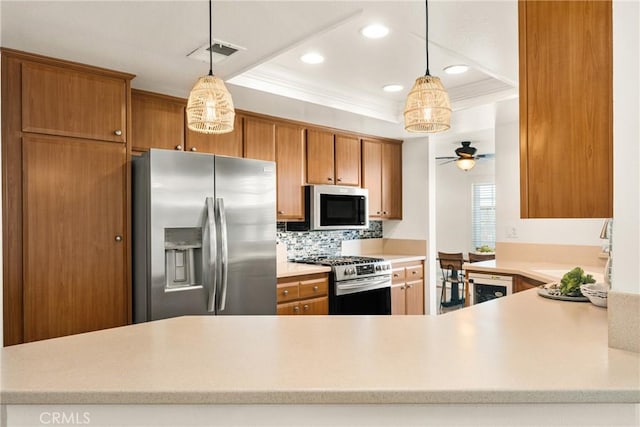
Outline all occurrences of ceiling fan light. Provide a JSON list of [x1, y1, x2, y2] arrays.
[[187, 74, 235, 134], [455, 157, 476, 171], [403, 75, 451, 133]]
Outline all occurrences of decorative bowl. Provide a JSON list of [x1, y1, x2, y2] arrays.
[[580, 283, 608, 308]]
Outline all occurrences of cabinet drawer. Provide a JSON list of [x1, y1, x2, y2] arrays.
[[405, 265, 423, 280], [277, 283, 299, 303], [299, 277, 328, 298], [22, 63, 127, 143], [391, 267, 405, 283], [276, 301, 300, 315]]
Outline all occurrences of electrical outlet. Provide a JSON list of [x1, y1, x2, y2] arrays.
[[506, 226, 518, 239]]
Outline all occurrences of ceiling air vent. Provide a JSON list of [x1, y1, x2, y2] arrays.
[[187, 39, 245, 65], [210, 43, 237, 57]]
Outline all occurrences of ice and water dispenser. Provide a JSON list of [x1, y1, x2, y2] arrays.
[[164, 228, 202, 290]]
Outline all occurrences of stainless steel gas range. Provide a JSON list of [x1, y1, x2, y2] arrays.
[[295, 256, 392, 315]]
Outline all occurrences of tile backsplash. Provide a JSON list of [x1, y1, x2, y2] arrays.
[[277, 221, 383, 260]]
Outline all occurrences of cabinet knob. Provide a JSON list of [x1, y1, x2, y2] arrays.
[[406, 284, 412, 289], [327, 177, 333, 181], [175, 145, 183, 151], [383, 211, 388, 215], [376, 211, 381, 215], [337, 178, 342, 182], [303, 304, 309, 311], [277, 210, 284, 215], [115, 235, 122, 242], [313, 285, 319, 291], [293, 306, 300, 312], [393, 273, 399, 278], [190, 147, 197, 152], [412, 271, 417, 275], [114, 130, 122, 136], [283, 290, 289, 296], [400, 285, 405, 290]]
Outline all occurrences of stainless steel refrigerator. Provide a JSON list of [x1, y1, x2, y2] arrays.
[[132, 149, 277, 322]]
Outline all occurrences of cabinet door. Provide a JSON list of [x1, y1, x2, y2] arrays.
[[22, 135, 127, 342], [277, 301, 301, 315], [131, 90, 185, 152], [276, 124, 306, 220], [514, 275, 544, 293], [519, 0, 612, 218], [334, 134, 361, 186], [300, 297, 329, 315], [391, 285, 406, 315], [244, 117, 276, 161], [186, 114, 243, 156], [362, 139, 382, 217], [382, 142, 402, 219], [21, 63, 127, 142], [405, 280, 424, 315], [306, 129, 335, 185]]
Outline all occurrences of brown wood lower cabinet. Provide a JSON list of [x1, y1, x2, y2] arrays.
[[276, 273, 329, 315], [514, 275, 545, 293], [390, 261, 425, 315]]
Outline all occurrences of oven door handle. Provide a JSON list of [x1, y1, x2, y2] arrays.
[[337, 277, 391, 291]]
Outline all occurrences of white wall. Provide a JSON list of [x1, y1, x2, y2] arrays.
[[436, 157, 494, 254], [612, 0, 640, 294], [383, 137, 429, 240], [494, 106, 605, 247]]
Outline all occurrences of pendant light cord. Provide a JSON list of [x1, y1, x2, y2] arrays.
[[208, 0, 213, 76], [425, 0, 430, 76]]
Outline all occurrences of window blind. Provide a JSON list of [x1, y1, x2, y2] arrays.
[[471, 183, 496, 250]]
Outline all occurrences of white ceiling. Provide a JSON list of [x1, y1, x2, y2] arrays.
[[1, 0, 519, 141]]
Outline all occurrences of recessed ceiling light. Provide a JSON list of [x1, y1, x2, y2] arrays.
[[361, 24, 389, 39], [300, 52, 325, 64], [383, 84, 403, 92], [444, 64, 470, 75]]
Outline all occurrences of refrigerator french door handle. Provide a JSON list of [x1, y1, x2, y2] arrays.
[[205, 197, 217, 313], [216, 197, 229, 311]]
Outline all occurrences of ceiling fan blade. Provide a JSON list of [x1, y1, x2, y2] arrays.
[[435, 156, 456, 160], [477, 153, 495, 159], [439, 159, 457, 165]]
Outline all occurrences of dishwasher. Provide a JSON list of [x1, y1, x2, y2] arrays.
[[467, 272, 513, 305]]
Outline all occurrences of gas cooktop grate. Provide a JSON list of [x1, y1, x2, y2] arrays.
[[295, 256, 385, 266]]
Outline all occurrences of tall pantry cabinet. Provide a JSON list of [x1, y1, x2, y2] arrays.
[[1, 49, 133, 345]]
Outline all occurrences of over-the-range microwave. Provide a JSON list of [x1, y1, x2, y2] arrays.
[[286, 185, 369, 231]]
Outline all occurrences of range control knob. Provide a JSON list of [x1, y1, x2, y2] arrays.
[[375, 265, 382, 271], [346, 267, 356, 275]]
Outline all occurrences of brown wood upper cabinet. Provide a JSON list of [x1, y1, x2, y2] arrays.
[[131, 89, 185, 152], [275, 123, 306, 220], [186, 114, 244, 156], [519, 0, 612, 218], [21, 62, 128, 143], [244, 116, 306, 221], [306, 129, 360, 186], [362, 138, 402, 219]]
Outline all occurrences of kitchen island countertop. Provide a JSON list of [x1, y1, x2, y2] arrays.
[[1, 288, 638, 405]]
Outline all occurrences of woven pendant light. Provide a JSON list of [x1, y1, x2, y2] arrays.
[[404, 0, 451, 133], [187, 0, 235, 134]]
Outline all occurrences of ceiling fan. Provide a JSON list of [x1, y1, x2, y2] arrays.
[[436, 141, 495, 171]]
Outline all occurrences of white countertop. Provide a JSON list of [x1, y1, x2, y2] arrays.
[[276, 262, 331, 278], [365, 254, 426, 263], [463, 260, 605, 283], [1, 289, 638, 405]]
